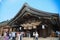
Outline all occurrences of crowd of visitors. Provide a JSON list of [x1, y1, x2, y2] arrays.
[[0, 31, 39, 40], [0, 31, 60, 40]]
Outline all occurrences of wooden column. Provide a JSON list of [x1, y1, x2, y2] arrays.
[[1, 27, 3, 36], [0, 27, 1, 35]]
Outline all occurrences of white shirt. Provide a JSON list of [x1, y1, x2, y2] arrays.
[[35, 32, 38, 37], [4, 32, 7, 36], [33, 32, 35, 36], [11, 32, 16, 37], [9, 33, 12, 37], [56, 31, 60, 36], [17, 34, 20, 40]]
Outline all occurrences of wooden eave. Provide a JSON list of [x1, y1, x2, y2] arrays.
[[9, 3, 59, 25]]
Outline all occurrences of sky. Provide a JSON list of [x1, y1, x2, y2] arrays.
[[0, 0, 60, 22]]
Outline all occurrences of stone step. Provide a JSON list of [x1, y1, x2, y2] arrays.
[[23, 37, 59, 40], [0, 37, 59, 40]]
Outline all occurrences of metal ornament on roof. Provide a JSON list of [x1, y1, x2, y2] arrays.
[[22, 24, 27, 27], [28, 26, 32, 29], [31, 21, 41, 26], [20, 21, 41, 29], [33, 26, 36, 29], [24, 27, 27, 29], [26, 23, 32, 27]]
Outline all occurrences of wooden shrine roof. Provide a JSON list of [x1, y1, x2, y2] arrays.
[[8, 3, 59, 25]]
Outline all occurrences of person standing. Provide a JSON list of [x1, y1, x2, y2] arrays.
[[56, 31, 60, 40], [4, 32, 9, 40], [20, 32, 24, 40], [16, 32, 20, 40], [27, 31, 30, 38], [59, 34, 60, 40], [11, 31, 16, 40], [33, 32, 35, 40], [9, 32, 12, 40], [35, 32, 38, 40], [4, 32, 7, 40], [58, 32, 60, 40], [0, 34, 1, 38]]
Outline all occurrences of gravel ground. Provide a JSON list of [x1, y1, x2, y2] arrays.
[[0, 37, 59, 40]]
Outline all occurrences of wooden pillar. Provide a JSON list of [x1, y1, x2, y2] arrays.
[[9, 27, 12, 32], [0, 27, 1, 35], [42, 29, 47, 37], [1, 27, 3, 36]]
